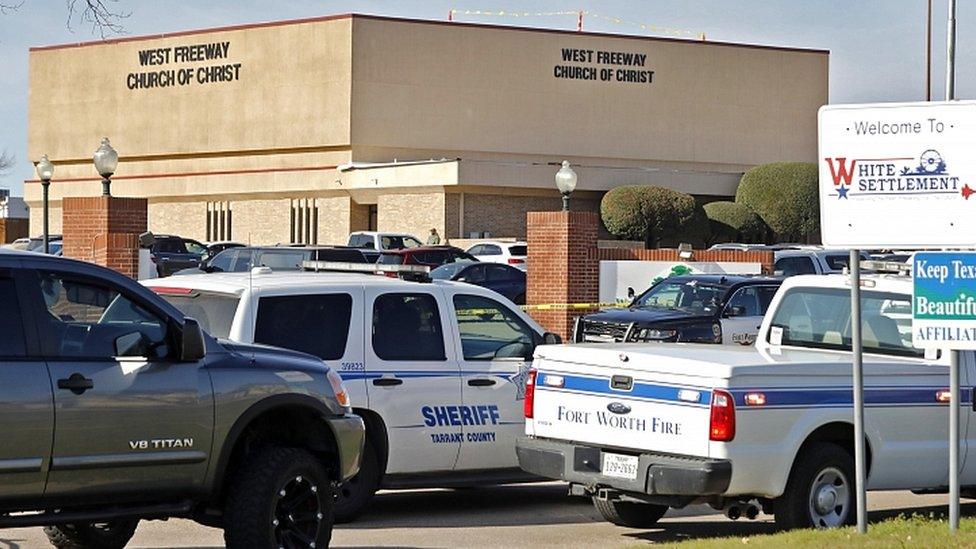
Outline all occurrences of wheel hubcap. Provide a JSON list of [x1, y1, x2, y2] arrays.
[[272, 475, 322, 548], [807, 466, 850, 528]]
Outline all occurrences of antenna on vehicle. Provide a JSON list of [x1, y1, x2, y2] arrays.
[[247, 232, 255, 362]]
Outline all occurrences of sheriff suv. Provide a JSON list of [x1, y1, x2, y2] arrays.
[[574, 275, 782, 346], [0, 249, 364, 548], [145, 266, 560, 523]]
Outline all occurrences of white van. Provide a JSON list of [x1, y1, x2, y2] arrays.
[[143, 269, 557, 522]]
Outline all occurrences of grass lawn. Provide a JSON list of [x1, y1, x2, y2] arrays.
[[641, 515, 976, 548]]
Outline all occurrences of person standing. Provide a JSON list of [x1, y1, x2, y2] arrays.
[[427, 228, 441, 245]]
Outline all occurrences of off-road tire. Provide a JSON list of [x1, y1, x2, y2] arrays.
[[774, 442, 856, 530], [592, 497, 668, 528], [223, 446, 334, 549], [43, 519, 139, 549], [334, 439, 381, 523]]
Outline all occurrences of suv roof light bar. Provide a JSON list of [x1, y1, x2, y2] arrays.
[[860, 260, 912, 275], [301, 260, 431, 275]]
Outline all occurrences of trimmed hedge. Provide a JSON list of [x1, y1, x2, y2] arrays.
[[601, 185, 710, 247], [735, 162, 819, 242], [703, 201, 768, 244]]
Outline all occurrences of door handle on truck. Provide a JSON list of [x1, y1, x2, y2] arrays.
[[372, 377, 403, 387], [57, 373, 94, 395], [467, 378, 497, 387]]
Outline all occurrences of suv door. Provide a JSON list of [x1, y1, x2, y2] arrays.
[[365, 288, 461, 474], [25, 268, 214, 498], [0, 268, 54, 498], [449, 293, 536, 470], [721, 285, 779, 345]]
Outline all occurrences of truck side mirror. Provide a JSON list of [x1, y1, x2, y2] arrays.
[[627, 287, 636, 299], [725, 305, 747, 318], [180, 317, 207, 361]]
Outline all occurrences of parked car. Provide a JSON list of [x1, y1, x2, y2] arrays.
[[465, 241, 528, 270], [0, 248, 364, 548], [377, 246, 477, 270], [145, 234, 207, 277], [774, 249, 872, 277], [574, 275, 783, 345], [145, 268, 559, 523], [519, 271, 939, 532], [179, 245, 373, 275], [348, 231, 423, 251], [3, 237, 32, 250], [21, 235, 63, 253], [430, 260, 527, 304]]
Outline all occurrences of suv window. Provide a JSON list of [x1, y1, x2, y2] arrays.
[[468, 245, 484, 255], [184, 240, 206, 255], [254, 250, 309, 270], [208, 249, 236, 272], [482, 245, 502, 255], [453, 294, 535, 360], [154, 238, 186, 254], [775, 256, 817, 276], [158, 290, 239, 338], [768, 287, 920, 358], [486, 264, 517, 281], [34, 272, 169, 359], [725, 286, 763, 316], [0, 277, 26, 357], [508, 245, 527, 256], [255, 294, 353, 360], [372, 293, 446, 361]]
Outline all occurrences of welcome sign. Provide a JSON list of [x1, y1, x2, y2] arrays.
[[819, 101, 976, 248], [913, 252, 976, 349]]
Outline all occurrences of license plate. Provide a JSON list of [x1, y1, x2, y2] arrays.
[[601, 452, 639, 480]]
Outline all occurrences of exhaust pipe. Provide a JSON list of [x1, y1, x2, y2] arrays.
[[744, 504, 760, 520], [724, 504, 741, 521], [723, 502, 761, 521]]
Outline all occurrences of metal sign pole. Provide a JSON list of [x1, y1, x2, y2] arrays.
[[850, 249, 867, 533], [945, 0, 959, 534]]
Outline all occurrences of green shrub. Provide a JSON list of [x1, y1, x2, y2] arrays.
[[703, 201, 769, 244], [735, 162, 819, 242], [601, 186, 710, 247]]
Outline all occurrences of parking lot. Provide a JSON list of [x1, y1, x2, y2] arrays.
[[2, 484, 967, 548]]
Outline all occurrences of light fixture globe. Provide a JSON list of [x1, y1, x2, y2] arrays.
[[555, 160, 578, 211], [93, 137, 118, 177], [35, 154, 54, 182]]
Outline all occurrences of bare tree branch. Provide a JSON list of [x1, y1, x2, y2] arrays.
[[0, 151, 14, 174], [0, 1, 24, 15], [65, 0, 129, 38]]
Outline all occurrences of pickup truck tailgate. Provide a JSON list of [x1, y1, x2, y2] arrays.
[[530, 356, 716, 458]]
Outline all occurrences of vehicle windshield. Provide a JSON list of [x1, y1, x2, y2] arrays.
[[768, 287, 921, 358], [508, 245, 527, 256], [380, 235, 422, 250], [430, 262, 473, 280], [633, 280, 727, 315], [158, 290, 240, 339]]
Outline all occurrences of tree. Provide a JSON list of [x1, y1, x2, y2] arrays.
[[703, 201, 769, 244], [735, 162, 819, 242], [601, 185, 711, 248], [0, 150, 12, 174], [1, 0, 128, 37]]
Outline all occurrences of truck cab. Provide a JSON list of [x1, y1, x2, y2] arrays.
[[518, 272, 972, 531]]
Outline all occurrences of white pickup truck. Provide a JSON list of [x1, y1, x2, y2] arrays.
[[518, 272, 973, 530]]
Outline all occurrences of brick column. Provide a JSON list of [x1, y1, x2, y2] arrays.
[[526, 211, 599, 340], [62, 196, 148, 279]]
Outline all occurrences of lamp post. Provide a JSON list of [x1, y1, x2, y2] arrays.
[[555, 160, 578, 212], [34, 155, 54, 254], [93, 137, 118, 196]]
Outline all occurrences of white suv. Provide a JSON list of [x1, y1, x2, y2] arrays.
[[347, 231, 423, 250], [466, 241, 528, 270], [143, 269, 556, 522]]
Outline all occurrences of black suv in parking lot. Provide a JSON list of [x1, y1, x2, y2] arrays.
[[574, 274, 783, 345], [145, 234, 207, 277]]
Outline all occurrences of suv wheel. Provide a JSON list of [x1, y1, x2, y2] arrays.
[[592, 497, 668, 528], [334, 440, 381, 523], [44, 520, 139, 549], [775, 442, 855, 530], [224, 446, 334, 549]]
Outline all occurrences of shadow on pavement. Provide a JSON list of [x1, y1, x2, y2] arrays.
[[0, 538, 24, 549], [341, 483, 709, 530]]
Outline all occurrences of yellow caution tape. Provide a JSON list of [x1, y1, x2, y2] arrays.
[[454, 303, 621, 316]]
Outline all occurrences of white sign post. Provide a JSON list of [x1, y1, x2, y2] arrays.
[[820, 100, 976, 534]]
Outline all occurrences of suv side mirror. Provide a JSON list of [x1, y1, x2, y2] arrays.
[[542, 332, 562, 345], [725, 305, 747, 318], [180, 317, 207, 361]]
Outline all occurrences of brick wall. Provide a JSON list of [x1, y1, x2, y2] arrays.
[[525, 211, 600, 339], [597, 248, 775, 274], [378, 192, 447, 241], [464, 194, 602, 239], [0, 218, 29, 244], [62, 196, 147, 278]]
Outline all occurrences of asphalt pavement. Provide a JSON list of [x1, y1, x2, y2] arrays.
[[2, 483, 972, 548]]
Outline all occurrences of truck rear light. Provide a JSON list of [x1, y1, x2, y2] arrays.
[[709, 389, 736, 442], [524, 369, 538, 418]]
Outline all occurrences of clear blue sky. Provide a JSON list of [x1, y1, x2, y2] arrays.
[[1, 0, 972, 196]]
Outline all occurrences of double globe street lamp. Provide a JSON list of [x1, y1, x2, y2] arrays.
[[34, 138, 119, 255], [555, 160, 578, 211]]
